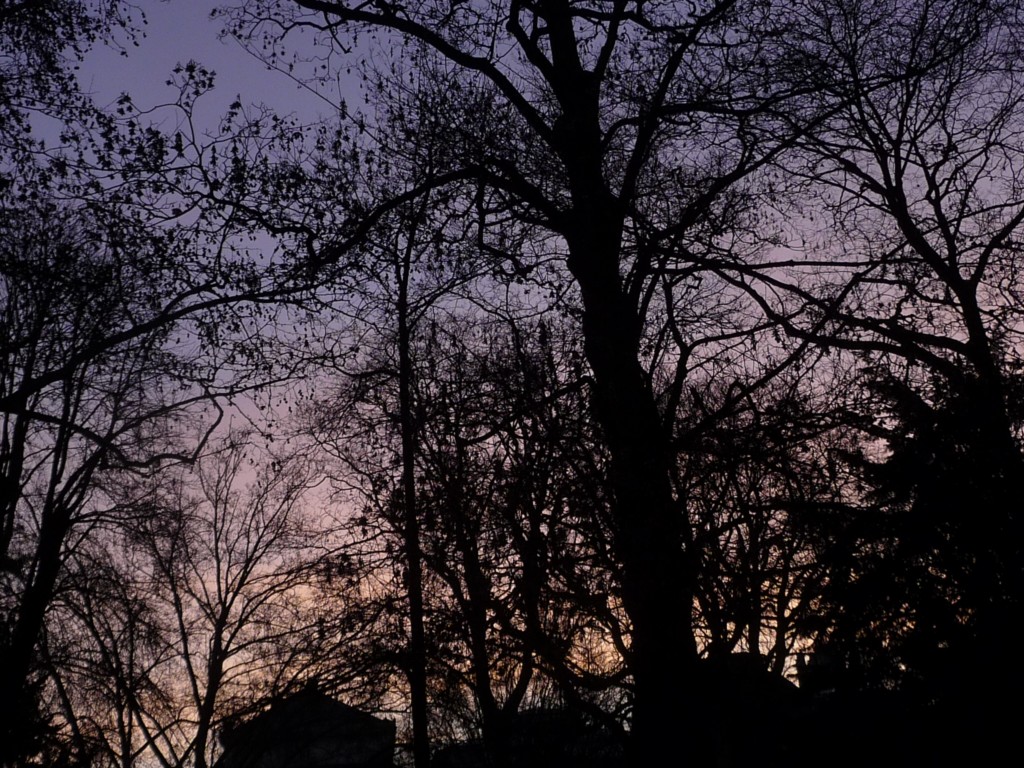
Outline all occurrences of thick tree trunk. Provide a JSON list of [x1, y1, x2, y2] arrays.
[[564, 218, 710, 764], [0, 503, 70, 765], [547, 34, 713, 757]]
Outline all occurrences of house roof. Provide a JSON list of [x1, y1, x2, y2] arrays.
[[216, 687, 395, 768]]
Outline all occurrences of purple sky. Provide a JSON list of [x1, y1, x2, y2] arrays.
[[78, 1, 333, 127]]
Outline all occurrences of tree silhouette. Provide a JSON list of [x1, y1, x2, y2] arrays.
[[721, 0, 1024, 715], [223, 2, 830, 758], [5, 1, 1023, 765], [0, 192, 309, 765]]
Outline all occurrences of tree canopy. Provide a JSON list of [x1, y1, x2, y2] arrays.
[[2, 2, 1023, 767]]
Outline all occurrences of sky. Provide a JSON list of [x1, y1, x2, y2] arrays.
[[70, 1, 346, 447], [77, 1, 332, 130]]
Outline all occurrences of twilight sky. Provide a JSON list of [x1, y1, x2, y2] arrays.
[[78, 1, 333, 130]]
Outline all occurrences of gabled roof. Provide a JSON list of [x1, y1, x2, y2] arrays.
[[217, 687, 395, 768]]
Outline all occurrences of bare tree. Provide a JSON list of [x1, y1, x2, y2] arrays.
[[105, 434, 323, 768], [719, 0, 1024, 678], [0, 193, 302, 765], [38, 433, 329, 768], [221, 2, 825, 758]]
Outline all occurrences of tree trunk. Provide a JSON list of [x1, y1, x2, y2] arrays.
[[564, 219, 710, 764], [549, 39, 712, 760], [0, 501, 71, 765], [397, 246, 431, 768]]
